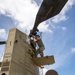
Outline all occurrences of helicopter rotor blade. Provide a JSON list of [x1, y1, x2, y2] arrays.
[[0, 41, 6, 45], [32, 0, 68, 33]]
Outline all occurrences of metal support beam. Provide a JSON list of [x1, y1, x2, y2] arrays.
[[0, 62, 2, 67]]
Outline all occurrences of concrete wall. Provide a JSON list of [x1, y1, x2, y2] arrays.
[[0, 28, 39, 75]]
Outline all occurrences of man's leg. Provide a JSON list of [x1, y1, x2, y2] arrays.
[[37, 48, 44, 57], [40, 52, 44, 57]]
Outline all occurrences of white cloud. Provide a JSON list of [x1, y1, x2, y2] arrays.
[[52, 0, 75, 23], [38, 22, 53, 33], [71, 47, 75, 53], [39, 68, 48, 75], [61, 27, 67, 31], [0, 29, 6, 39], [0, 0, 51, 33], [43, 68, 48, 75]]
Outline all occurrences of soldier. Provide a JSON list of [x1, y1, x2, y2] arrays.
[[29, 29, 45, 57], [35, 34, 45, 57]]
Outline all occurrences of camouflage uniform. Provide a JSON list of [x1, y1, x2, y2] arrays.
[[36, 38, 45, 57]]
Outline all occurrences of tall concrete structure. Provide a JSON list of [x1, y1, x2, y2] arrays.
[[0, 28, 39, 75]]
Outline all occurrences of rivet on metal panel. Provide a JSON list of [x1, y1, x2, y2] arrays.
[[15, 40, 18, 43]]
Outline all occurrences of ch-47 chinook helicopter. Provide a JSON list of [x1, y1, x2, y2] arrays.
[[0, 0, 68, 75]]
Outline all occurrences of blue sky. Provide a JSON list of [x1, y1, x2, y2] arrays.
[[0, 0, 75, 75]]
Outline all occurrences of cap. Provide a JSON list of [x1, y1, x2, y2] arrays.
[[35, 34, 40, 37]]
